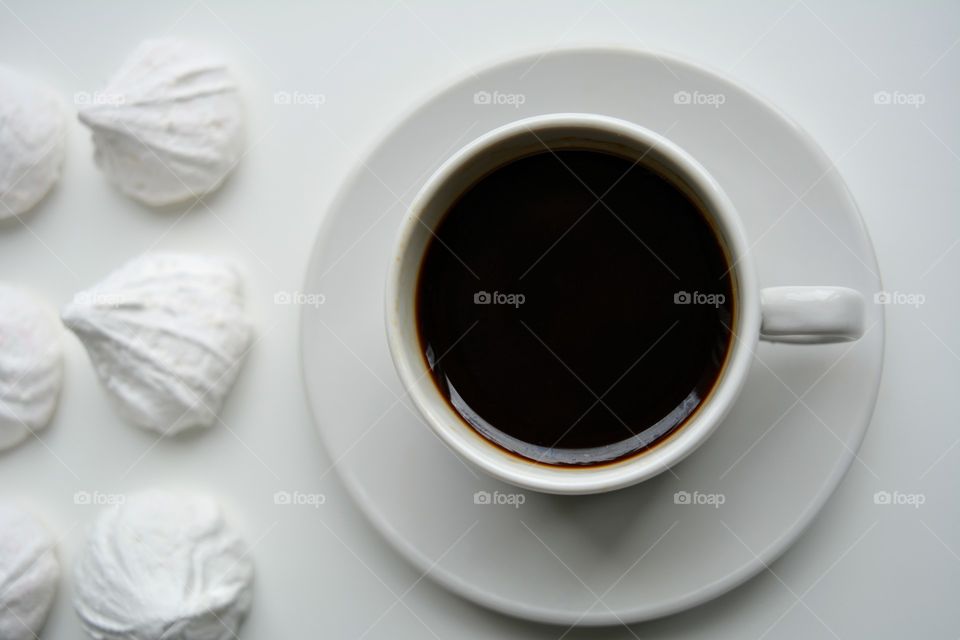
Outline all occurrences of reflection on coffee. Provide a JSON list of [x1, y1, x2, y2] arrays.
[[416, 149, 734, 465]]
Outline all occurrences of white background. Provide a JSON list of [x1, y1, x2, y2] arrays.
[[0, 1, 957, 638]]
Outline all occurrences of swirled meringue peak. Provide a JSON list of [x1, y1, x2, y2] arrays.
[[61, 253, 253, 436], [0, 284, 63, 451], [0, 66, 66, 218], [0, 503, 60, 640], [74, 491, 253, 640], [78, 38, 244, 206]]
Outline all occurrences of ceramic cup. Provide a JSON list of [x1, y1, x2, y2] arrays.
[[385, 113, 865, 495]]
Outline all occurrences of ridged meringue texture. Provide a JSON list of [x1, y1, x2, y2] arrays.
[[0, 504, 60, 640], [0, 66, 66, 218], [0, 284, 63, 451], [78, 38, 244, 206], [74, 491, 253, 640], [61, 253, 253, 436]]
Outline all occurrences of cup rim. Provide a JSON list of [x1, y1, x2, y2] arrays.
[[385, 113, 759, 494]]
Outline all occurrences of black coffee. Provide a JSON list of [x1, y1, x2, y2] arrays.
[[416, 148, 734, 466]]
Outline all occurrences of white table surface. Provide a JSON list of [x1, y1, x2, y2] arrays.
[[1, 1, 957, 638]]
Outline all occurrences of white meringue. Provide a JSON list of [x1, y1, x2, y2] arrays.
[[0, 504, 60, 640], [74, 491, 253, 640], [61, 253, 253, 436], [78, 38, 244, 206], [0, 284, 63, 450], [0, 66, 66, 218]]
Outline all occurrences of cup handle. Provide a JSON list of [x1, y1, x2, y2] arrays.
[[759, 286, 865, 344]]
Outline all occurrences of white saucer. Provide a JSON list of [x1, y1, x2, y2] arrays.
[[300, 47, 884, 625]]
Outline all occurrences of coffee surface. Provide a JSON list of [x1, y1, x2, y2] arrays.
[[416, 149, 733, 465]]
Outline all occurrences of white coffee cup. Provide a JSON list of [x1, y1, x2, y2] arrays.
[[385, 113, 864, 495]]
